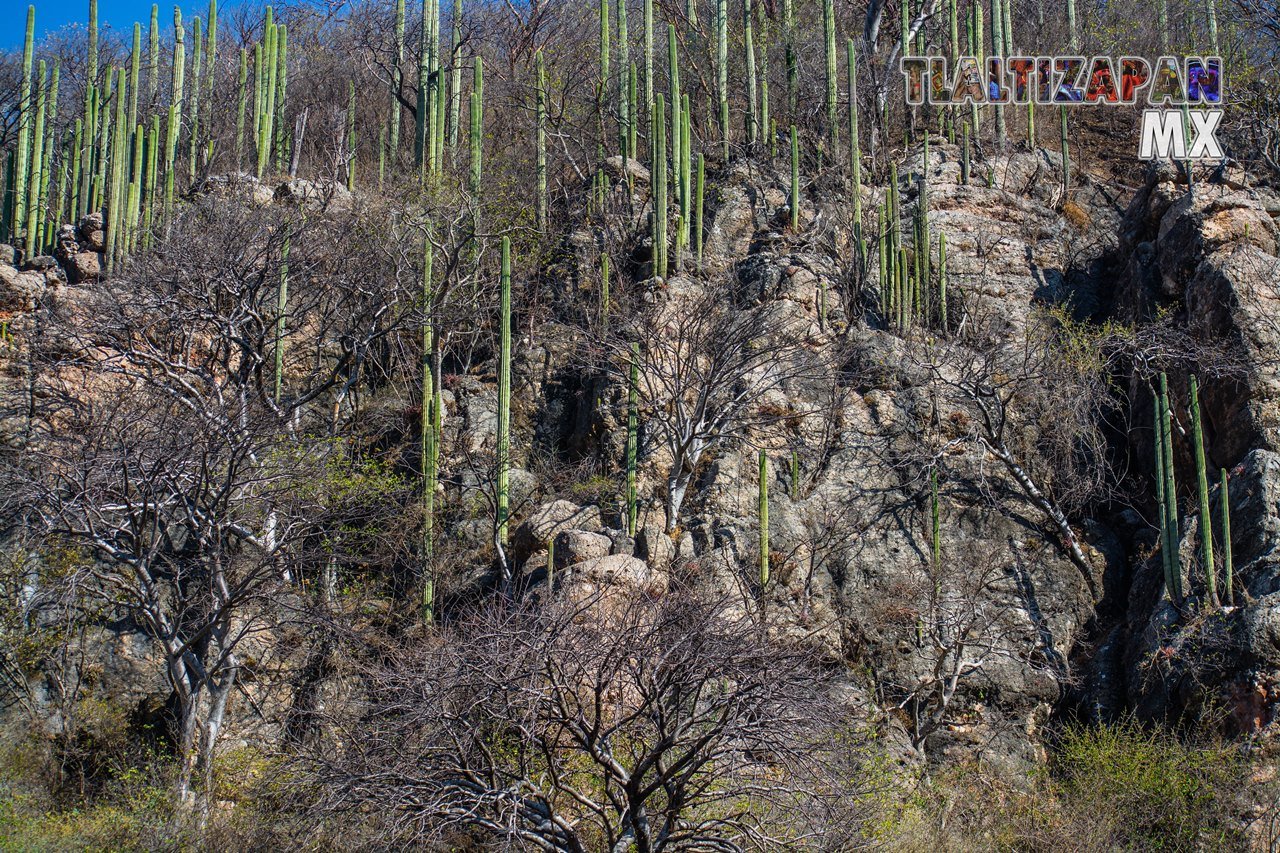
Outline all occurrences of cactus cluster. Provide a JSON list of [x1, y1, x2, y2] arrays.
[[1154, 374, 1235, 609]]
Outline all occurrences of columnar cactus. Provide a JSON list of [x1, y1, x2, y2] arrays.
[[991, 0, 1005, 147], [783, 0, 797, 120], [1159, 373, 1183, 604], [470, 56, 483, 193], [744, 0, 758, 144], [449, 0, 463, 162], [1190, 375, 1218, 607], [652, 93, 668, 278], [189, 16, 203, 181], [1220, 468, 1233, 606], [23, 61, 47, 259], [600, 0, 610, 149], [148, 4, 159, 104], [759, 450, 769, 588], [961, 121, 971, 184], [389, 0, 405, 161], [757, 4, 769, 152], [931, 469, 941, 568], [643, 0, 654, 122], [823, 0, 837, 148], [1154, 391, 1175, 600], [496, 236, 512, 548], [275, 236, 290, 403], [626, 342, 640, 536], [235, 48, 248, 169], [274, 25, 288, 172], [129, 24, 141, 153], [536, 49, 548, 231], [165, 9, 185, 220], [256, 8, 277, 179], [10, 6, 35, 245], [421, 228, 437, 622], [1060, 106, 1070, 199], [848, 39, 864, 266], [694, 152, 705, 270], [346, 79, 357, 190], [938, 231, 948, 331], [789, 124, 799, 230], [414, 0, 433, 171], [716, 0, 729, 159], [617, 0, 630, 160], [600, 253, 611, 329]]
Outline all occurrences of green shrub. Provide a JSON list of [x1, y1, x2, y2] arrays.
[[1051, 720, 1246, 851]]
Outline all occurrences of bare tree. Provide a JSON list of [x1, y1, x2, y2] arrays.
[[604, 287, 829, 533], [298, 592, 881, 851], [0, 200, 419, 822]]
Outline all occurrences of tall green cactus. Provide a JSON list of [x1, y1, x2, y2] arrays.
[[694, 152, 705, 271], [931, 468, 941, 568], [390, 0, 405, 161], [235, 48, 248, 170], [626, 342, 640, 536], [789, 124, 799, 230], [148, 4, 159, 104], [848, 40, 864, 267], [256, 8, 277, 179], [1159, 373, 1183, 604], [536, 49, 548, 231], [783, 0, 797, 120], [1190, 375, 1218, 607], [599, 0, 610, 150], [1154, 389, 1175, 600], [164, 9, 185, 222], [448, 0, 463, 162], [346, 79, 357, 190], [129, 24, 141, 154], [23, 61, 47, 259], [600, 253, 611, 329], [652, 93, 667, 278], [790, 450, 800, 500], [469, 56, 483, 193], [617, 0, 630, 160], [275, 235, 290, 403], [823, 0, 837, 148], [497, 236, 512, 549], [11, 6, 35, 246], [716, 0, 729, 160], [758, 450, 770, 589], [421, 227, 437, 623], [991, 0, 1005, 147], [189, 16, 203, 181], [1220, 468, 1233, 606], [938, 232, 948, 331], [274, 25, 288, 172], [744, 0, 758, 144], [1060, 106, 1070, 199], [757, 3, 769, 153], [643, 0, 654, 123]]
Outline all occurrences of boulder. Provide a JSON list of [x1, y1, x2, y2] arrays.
[[514, 500, 603, 561], [636, 523, 676, 568], [0, 264, 46, 311], [273, 178, 354, 212], [195, 172, 276, 206], [552, 529, 612, 570], [562, 554, 667, 598], [65, 251, 102, 284], [77, 212, 106, 252]]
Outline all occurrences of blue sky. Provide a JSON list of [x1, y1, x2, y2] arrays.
[[0, 0, 247, 50]]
